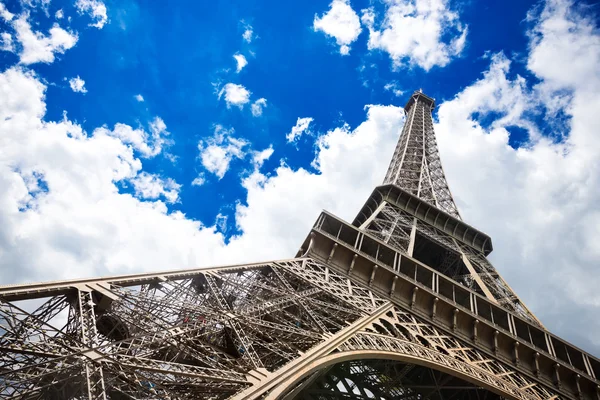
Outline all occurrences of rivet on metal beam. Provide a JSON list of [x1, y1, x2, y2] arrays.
[[431, 297, 439, 321], [410, 287, 419, 310], [348, 254, 358, 274], [493, 330, 499, 356], [390, 276, 398, 295], [327, 243, 338, 263], [369, 265, 378, 287], [452, 308, 459, 331]]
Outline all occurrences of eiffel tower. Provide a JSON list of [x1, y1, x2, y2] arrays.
[[1, 90, 598, 400]]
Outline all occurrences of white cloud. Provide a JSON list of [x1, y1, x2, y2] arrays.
[[218, 83, 251, 109], [313, 0, 362, 55], [251, 98, 267, 117], [252, 146, 274, 168], [198, 125, 249, 179], [191, 174, 206, 186], [75, 0, 108, 29], [95, 116, 170, 158], [134, 94, 144, 102], [286, 117, 314, 142], [13, 15, 78, 65], [233, 53, 248, 73], [20, 0, 51, 10], [242, 23, 253, 43], [0, 67, 239, 285], [215, 212, 228, 232], [130, 172, 181, 204], [55, 9, 64, 19], [201, 145, 235, 179], [0, 2, 14, 21], [0, 32, 13, 52], [362, 0, 468, 70], [526, 0, 600, 97], [233, 105, 404, 263], [68, 76, 87, 93], [197, 126, 273, 179], [384, 80, 404, 97]]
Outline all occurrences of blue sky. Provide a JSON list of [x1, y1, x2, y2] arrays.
[[0, 0, 543, 228], [1, 0, 600, 356]]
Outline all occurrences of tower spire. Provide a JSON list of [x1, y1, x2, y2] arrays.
[[383, 90, 461, 219]]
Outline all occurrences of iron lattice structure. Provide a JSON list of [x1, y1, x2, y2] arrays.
[[360, 92, 541, 326], [383, 92, 461, 219], [1, 91, 599, 400]]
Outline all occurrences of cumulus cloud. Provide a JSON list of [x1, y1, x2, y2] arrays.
[[95, 117, 170, 158], [286, 117, 314, 142], [0, 32, 13, 52], [218, 83, 251, 108], [197, 125, 274, 180], [251, 98, 267, 117], [313, 0, 362, 55], [191, 174, 206, 187], [0, 2, 15, 21], [251, 146, 274, 168], [0, 67, 205, 283], [242, 23, 254, 43], [526, 0, 599, 101], [130, 172, 181, 204], [55, 9, 64, 19], [233, 53, 248, 72], [232, 105, 404, 263], [68, 76, 87, 93], [362, 0, 467, 70], [13, 15, 77, 64], [384, 80, 404, 97], [75, 0, 108, 29], [198, 126, 249, 179], [134, 94, 144, 102]]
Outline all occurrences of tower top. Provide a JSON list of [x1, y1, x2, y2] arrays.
[[384, 89, 460, 219], [404, 90, 435, 113]]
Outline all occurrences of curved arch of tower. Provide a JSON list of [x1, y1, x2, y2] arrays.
[[1, 90, 599, 400]]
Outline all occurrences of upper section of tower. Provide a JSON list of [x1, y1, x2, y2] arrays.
[[383, 90, 461, 219], [403, 89, 435, 113]]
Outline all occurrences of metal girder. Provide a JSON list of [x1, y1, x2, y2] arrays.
[[357, 189, 542, 326], [0, 258, 594, 400], [0, 260, 367, 399]]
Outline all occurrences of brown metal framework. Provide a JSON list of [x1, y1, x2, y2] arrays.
[[1, 90, 599, 399], [383, 91, 460, 219], [359, 91, 541, 325]]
